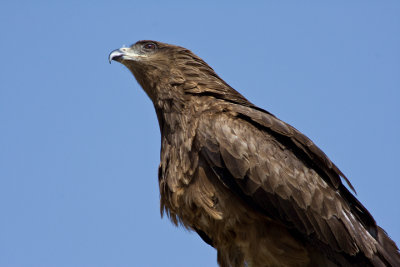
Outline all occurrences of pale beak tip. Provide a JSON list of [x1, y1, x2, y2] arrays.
[[108, 49, 124, 64]]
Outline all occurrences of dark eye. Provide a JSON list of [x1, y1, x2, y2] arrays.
[[143, 42, 156, 50]]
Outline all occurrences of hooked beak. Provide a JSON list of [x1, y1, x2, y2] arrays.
[[109, 49, 125, 64], [109, 46, 148, 64]]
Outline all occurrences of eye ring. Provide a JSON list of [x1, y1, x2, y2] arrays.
[[143, 42, 157, 50]]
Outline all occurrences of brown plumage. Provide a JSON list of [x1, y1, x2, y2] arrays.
[[109, 40, 400, 267]]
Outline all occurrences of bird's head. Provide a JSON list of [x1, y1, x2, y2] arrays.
[[109, 40, 173, 69], [109, 40, 229, 102], [109, 40, 174, 99]]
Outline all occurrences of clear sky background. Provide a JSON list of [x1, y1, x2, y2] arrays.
[[1, 1, 399, 267]]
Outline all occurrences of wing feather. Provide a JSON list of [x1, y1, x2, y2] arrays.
[[196, 108, 379, 261]]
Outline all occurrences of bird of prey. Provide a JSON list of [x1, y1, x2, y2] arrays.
[[109, 40, 400, 267]]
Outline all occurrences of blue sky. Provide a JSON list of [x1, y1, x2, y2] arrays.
[[1, 1, 399, 266]]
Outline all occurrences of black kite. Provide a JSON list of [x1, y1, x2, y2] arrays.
[[109, 40, 400, 267]]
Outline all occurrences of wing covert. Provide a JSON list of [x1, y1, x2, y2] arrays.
[[196, 110, 378, 259]]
